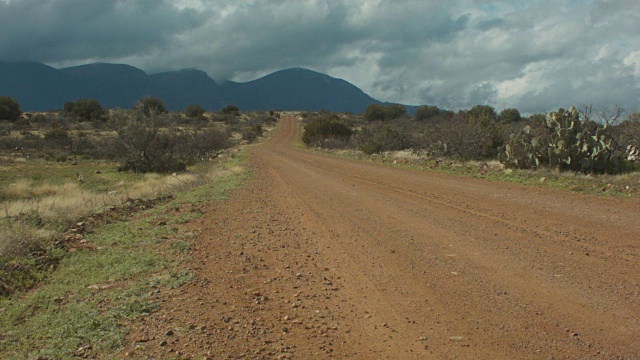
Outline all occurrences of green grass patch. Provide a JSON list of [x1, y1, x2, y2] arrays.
[[0, 155, 248, 359]]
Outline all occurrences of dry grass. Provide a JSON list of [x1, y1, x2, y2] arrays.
[[0, 153, 242, 261], [3, 178, 60, 200], [0, 224, 51, 260]]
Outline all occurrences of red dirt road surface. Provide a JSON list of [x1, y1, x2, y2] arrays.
[[126, 116, 640, 359]]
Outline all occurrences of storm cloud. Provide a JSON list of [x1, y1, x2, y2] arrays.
[[1, 0, 638, 113]]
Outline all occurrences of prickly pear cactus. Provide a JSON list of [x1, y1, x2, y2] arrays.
[[498, 126, 547, 169], [499, 106, 622, 173]]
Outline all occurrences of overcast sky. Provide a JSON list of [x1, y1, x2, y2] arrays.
[[1, 0, 639, 114]]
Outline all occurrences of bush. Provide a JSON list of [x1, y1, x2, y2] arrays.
[[384, 104, 407, 120], [498, 108, 522, 123], [466, 105, 497, 121], [356, 123, 407, 155], [184, 104, 206, 119], [302, 114, 353, 147], [44, 128, 72, 149], [415, 105, 440, 121], [63, 99, 106, 122], [220, 105, 240, 115], [12, 118, 30, 130], [134, 96, 167, 117], [364, 104, 386, 122], [108, 110, 231, 173], [416, 111, 504, 159], [241, 125, 263, 143], [0, 96, 22, 121]]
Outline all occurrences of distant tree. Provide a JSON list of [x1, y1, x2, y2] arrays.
[[0, 96, 22, 121], [63, 99, 106, 122], [184, 104, 206, 119], [414, 105, 440, 121], [134, 96, 167, 117], [384, 104, 407, 120], [498, 108, 522, 123], [466, 104, 497, 121], [220, 104, 240, 115], [364, 103, 386, 121]]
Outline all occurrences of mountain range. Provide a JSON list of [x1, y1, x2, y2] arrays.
[[0, 61, 395, 113]]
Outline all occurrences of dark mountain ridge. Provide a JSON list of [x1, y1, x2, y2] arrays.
[[0, 61, 393, 113]]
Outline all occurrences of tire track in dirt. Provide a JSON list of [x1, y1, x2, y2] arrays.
[[125, 115, 640, 359]]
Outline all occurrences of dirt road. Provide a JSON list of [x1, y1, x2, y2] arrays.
[[127, 116, 640, 359]]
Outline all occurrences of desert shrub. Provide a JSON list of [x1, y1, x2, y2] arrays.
[[418, 110, 504, 159], [70, 132, 98, 157], [269, 110, 280, 118], [364, 104, 386, 122], [220, 104, 240, 115], [109, 110, 184, 173], [184, 104, 206, 119], [12, 118, 30, 130], [253, 113, 278, 125], [63, 99, 106, 122], [498, 108, 522, 123], [617, 112, 640, 149], [175, 127, 231, 162], [241, 125, 263, 142], [356, 123, 407, 155], [466, 105, 497, 121], [364, 103, 409, 122], [44, 128, 72, 149], [0, 96, 22, 121], [108, 110, 231, 173], [384, 104, 407, 120], [302, 114, 353, 147], [414, 105, 440, 121], [133, 96, 167, 117]]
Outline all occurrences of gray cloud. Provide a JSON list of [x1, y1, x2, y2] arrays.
[[0, 0, 638, 114], [0, 0, 206, 62]]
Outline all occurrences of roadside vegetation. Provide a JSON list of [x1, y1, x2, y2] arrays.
[[301, 103, 640, 197], [0, 96, 282, 358]]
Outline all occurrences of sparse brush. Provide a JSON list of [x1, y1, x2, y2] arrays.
[[2, 178, 60, 201], [0, 223, 51, 261]]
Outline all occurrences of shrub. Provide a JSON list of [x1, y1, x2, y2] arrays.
[[415, 105, 440, 121], [133, 96, 167, 117], [44, 128, 72, 149], [184, 104, 206, 119], [466, 105, 497, 121], [12, 118, 30, 130], [498, 108, 522, 123], [108, 110, 231, 173], [63, 99, 106, 122], [384, 104, 407, 120], [0, 96, 22, 121], [302, 114, 353, 147], [220, 105, 240, 115], [415, 111, 504, 159], [241, 125, 263, 143], [356, 123, 407, 155], [364, 104, 386, 122]]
